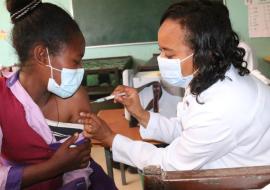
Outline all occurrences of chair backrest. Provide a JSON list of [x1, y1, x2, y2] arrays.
[[143, 165, 270, 190], [122, 69, 183, 127]]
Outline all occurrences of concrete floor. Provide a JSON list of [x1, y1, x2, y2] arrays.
[[91, 146, 142, 190]]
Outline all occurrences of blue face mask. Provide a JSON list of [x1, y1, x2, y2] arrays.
[[46, 48, 84, 98], [157, 54, 193, 88]]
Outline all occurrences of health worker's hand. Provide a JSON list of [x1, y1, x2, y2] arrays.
[[79, 113, 116, 148], [112, 85, 149, 127], [112, 85, 149, 118]]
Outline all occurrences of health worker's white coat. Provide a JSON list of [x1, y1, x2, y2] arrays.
[[112, 66, 270, 171]]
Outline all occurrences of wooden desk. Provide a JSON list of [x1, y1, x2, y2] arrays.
[[264, 56, 270, 63], [93, 109, 161, 144], [136, 53, 159, 72], [82, 56, 133, 98], [93, 109, 162, 185]]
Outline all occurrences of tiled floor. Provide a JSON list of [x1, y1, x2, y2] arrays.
[[91, 146, 142, 190]]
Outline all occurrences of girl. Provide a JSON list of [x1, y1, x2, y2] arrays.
[[0, 0, 117, 189]]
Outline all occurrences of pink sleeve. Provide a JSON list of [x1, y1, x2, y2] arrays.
[[0, 127, 23, 190], [0, 127, 12, 190], [0, 166, 12, 190]]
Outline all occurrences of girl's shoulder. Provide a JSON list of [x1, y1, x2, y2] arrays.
[[46, 86, 91, 123]]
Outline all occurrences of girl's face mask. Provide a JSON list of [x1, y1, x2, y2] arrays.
[[46, 48, 84, 98]]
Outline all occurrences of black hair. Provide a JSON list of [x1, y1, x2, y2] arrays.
[[6, 0, 83, 64], [161, 0, 249, 103]]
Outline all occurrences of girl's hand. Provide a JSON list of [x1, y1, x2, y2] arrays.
[[50, 133, 91, 173]]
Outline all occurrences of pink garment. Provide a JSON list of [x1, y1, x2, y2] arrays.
[[0, 71, 92, 188], [9, 72, 55, 144]]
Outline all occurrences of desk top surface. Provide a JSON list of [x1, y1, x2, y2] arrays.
[[264, 56, 270, 63], [92, 109, 161, 145]]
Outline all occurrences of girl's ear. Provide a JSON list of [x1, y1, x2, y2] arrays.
[[33, 44, 48, 66]]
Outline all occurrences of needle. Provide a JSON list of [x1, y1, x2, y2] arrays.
[[91, 92, 126, 103]]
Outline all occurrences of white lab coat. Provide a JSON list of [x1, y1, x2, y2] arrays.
[[112, 66, 270, 171]]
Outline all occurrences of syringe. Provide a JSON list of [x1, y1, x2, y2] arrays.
[[91, 92, 126, 103]]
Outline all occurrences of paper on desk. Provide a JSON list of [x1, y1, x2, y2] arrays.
[[122, 69, 134, 120], [248, 3, 270, 38]]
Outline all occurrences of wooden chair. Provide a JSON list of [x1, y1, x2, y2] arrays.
[[143, 165, 270, 190]]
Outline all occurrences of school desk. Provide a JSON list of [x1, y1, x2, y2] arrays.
[[82, 56, 133, 98], [264, 56, 270, 63]]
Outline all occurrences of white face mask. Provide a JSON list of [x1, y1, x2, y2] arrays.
[[157, 54, 193, 88], [46, 48, 84, 98]]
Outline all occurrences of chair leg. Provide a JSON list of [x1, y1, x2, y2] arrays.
[[120, 163, 127, 185], [104, 148, 127, 185], [104, 148, 114, 179]]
